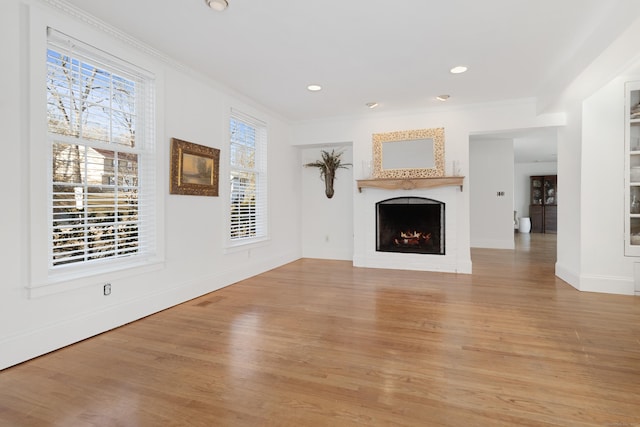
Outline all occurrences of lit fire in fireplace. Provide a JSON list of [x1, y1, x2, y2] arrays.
[[376, 196, 444, 255], [394, 230, 432, 247]]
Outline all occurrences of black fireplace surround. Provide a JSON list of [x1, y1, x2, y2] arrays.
[[376, 197, 445, 255]]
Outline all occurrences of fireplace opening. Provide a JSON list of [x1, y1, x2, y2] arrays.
[[376, 197, 445, 255]]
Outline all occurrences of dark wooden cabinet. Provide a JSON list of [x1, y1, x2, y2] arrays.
[[529, 204, 544, 233], [544, 205, 557, 233], [529, 175, 557, 233]]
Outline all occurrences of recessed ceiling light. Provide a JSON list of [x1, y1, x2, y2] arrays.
[[366, 102, 378, 109], [307, 84, 322, 92], [205, 0, 228, 11], [450, 66, 468, 74], [436, 95, 450, 101]]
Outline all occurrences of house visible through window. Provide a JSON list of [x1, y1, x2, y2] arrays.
[[229, 111, 267, 244], [46, 29, 155, 269]]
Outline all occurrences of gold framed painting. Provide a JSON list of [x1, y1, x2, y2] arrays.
[[170, 138, 220, 196]]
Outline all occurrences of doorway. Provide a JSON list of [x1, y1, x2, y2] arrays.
[[469, 127, 559, 251]]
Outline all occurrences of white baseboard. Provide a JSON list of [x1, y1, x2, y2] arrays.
[[0, 251, 299, 370], [555, 262, 580, 290], [556, 262, 635, 295], [470, 239, 515, 250], [579, 274, 635, 295], [302, 245, 353, 261]]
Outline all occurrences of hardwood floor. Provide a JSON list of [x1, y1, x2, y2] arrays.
[[2, 233, 639, 426]]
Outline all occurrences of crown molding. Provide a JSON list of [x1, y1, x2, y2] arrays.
[[36, 0, 175, 66], [32, 0, 291, 124]]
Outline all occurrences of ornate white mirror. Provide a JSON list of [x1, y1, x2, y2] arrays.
[[373, 128, 445, 178]]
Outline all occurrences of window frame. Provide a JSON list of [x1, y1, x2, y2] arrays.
[[28, 7, 165, 298], [227, 109, 269, 249]]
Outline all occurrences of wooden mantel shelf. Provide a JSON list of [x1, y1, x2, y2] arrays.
[[356, 176, 464, 192]]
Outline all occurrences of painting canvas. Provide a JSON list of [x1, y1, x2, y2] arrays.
[[170, 138, 220, 196]]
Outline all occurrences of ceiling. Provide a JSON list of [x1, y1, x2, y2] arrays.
[[62, 0, 640, 122]]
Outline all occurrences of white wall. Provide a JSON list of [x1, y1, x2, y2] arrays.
[[469, 139, 515, 249], [292, 101, 565, 274], [300, 145, 354, 260], [554, 102, 583, 292], [557, 73, 640, 295], [0, 0, 301, 369], [552, 13, 640, 295], [514, 161, 558, 225], [579, 76, 635, 294]]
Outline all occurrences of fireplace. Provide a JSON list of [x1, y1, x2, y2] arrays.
[[354, 185, 469, 273], [376, 197, 445, 255]]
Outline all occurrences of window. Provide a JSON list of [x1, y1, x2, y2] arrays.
[[229, 110, 267, 244], [46, 29, 156, 270]]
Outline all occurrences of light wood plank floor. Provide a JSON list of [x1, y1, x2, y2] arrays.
[[2, 233, 640, 426]]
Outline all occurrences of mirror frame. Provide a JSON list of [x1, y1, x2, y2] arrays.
[[372, 128, 445, 178]]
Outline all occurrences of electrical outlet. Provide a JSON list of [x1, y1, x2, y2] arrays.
[[103, 283, 111, 296]]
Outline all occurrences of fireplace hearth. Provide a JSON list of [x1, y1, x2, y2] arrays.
[[376, 197, 445, 255]]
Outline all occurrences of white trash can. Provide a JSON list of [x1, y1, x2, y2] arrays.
[[519, 217, 531, 233]]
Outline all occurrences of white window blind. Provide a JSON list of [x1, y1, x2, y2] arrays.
[[46, 28, 156, 269], [229, 110, 267, 243]]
